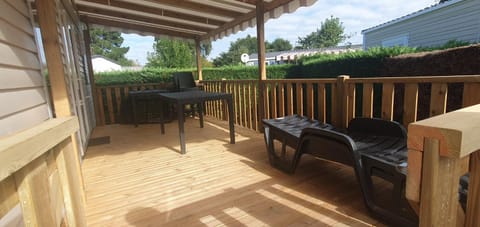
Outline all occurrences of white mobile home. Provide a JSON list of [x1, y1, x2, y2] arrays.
[[362, 0, 480, 49], [91, 55, 122, 72]]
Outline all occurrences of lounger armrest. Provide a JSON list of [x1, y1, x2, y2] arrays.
[[296, 127, 359, 167], [348, 118, 407, 138]]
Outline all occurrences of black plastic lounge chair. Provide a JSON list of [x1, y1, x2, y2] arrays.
[[263, 115, 334, 173], [263, 116, 417, 226]]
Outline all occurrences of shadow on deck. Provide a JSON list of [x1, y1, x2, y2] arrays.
[[83, 117, 386, 226]]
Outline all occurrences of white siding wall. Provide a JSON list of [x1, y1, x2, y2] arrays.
[[364, 0, 480, 49], [0, 0, 50, 137]]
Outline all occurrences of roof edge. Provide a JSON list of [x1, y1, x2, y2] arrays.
[[361, 0, 464, 34]]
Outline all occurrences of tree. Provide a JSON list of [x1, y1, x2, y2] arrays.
[[146, 38, 212, 68], [213, 35, 257, 66], [297, 16, 347, 49], [213, 36, 293, 66], [267, 38, 292, 52], [89, 28, 135, 66]]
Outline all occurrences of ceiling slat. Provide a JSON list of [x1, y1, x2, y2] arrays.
[[73, 0, 317, 41], [116, 0, 242, 21], [77, 6, 212, 32], [77, 0, 225, 27], [82, 16, 199, 39], [188, 0, 255, 13]]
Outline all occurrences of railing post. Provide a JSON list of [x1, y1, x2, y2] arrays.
[[258, 80, 266, 132], [334, 75, 349, 128], [221, 80, 228, 121], [417, 138, 466, 226], [407, 104, 480, 227], [96, 88, 106, 126]]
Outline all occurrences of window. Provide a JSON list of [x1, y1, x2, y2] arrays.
[[382, 34, 409, 47]]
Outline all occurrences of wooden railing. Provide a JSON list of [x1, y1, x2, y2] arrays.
[[95, 75, 480, 131], [95, 83, 172, 125], [202, 78, 343, 130], [204, 75, 480, 130], [0, 117, 86, 226], [407, 104, 480, 227], [203, 80, 260, 130], [345, 75, 480, 128]]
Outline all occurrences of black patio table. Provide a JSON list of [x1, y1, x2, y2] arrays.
[[157, 90, 235, 154]]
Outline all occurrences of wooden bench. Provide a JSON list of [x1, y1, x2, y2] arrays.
[[263, 115, 417, 226]]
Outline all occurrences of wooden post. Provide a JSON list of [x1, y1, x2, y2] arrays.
[[334, 75, 349, 128], [195, 38, 203, 81], [37, 0, 71, 117], [407, 104, 480, 227], [221, 80, 227, 121], [403, 83, 418, 128], [83, 25, 103, 126], [381, 83, 395, 120], [418, 138, 463, 226], [362, 83, 374, 118], [15, 158, 56, 227], [256, 1, 266, 130], [36, 0, 87, 220]]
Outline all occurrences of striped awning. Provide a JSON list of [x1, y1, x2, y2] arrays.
[[75, 0, 317, 41]]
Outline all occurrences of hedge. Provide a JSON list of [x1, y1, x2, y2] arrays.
[[295, 46, 417, 78], [202, 64, 297, 80], [94, 64, 296, 86], [94, 68, 193, 86], [93, 44, 472, 86]]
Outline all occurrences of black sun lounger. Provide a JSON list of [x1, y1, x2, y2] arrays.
[[262, 116, 417, 226]]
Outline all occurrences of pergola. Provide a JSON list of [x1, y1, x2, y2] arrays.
[[76, 0, 316, 80], [35, 0, 317, 134]]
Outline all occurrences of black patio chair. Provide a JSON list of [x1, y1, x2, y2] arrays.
[[173, 72, 200, 91], [172, 72, 201, 117]]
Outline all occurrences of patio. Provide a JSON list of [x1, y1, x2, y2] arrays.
[[83, 117, 386, 226]]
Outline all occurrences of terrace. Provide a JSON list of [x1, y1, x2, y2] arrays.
[[0, 0, 479, 227], [83, 118, 384, 226]]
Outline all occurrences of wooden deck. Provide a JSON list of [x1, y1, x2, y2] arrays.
[[83, 117, 386, 226]]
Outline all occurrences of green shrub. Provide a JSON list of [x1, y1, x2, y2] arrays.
[[416, 39, 472, 51], [94, 65, 296, 86], [202, 64, 295, 80], [94, 68, 194, 86], [296, 46, 417, 78], [94, 43, 473, 86]]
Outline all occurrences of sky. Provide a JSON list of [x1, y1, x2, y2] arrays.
[[122, 0, 437, 65]]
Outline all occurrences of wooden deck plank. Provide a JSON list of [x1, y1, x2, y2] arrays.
[[83, 117, 386, 226]]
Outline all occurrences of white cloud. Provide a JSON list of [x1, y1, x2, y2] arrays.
[[122, 33, 154, 66], [122, 0, 436, 64]]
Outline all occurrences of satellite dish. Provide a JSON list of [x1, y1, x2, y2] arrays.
[[240, 53, 249, 63]]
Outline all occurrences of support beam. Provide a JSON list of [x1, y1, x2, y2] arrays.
[[36, 0, 72, 117], [195, 39, 203, 81], [36, 0, 87, 210], [256, 1, 266, 129], [256, 2, 266, 81]]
